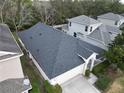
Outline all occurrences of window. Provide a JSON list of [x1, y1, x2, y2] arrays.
[[115, 21, 118, 25], [69, 22, 71, 26], [73, 32, 77, 37], [90, 27, 92, 32], [85, 26, 88, 32], [109, 32, 112, 35]]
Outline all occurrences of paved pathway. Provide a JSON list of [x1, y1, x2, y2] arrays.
[[61, 75, 101, 93]]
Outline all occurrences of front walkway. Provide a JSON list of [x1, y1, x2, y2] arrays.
[[61, 75, 100, 93]]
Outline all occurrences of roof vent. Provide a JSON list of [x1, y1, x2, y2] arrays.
[[37, 49, 40, 52], [30, 36, 33, 39], [23, 79, 30, 86], [39, 33, 42, 36], [109, 32, 112, 34]]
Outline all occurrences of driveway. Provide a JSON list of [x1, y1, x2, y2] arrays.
[[61, 75, 100, 93]]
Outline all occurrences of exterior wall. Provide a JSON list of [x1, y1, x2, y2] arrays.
[[0, 57, 24, 82], [98, 18, 117, 27], [50, 63, 85, 85], [90, 23, 102, 32], [0, 52, 6, 56], [68, 22, 86, 35], [68, 22, 101, 36]]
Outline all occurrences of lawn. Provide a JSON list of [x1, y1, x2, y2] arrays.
[[93, 61, 124, 93], [12, 32, 45, 93], [21, 55, 45, 93], [106, 75, 124, 93]]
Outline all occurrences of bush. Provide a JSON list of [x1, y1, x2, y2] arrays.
[[44, 80, 54, 93], [54, 84, 62, 93], [95, 74, 111, 91], [92, 61, 110, 76], [118, 62, 124, 71], [44, 80, 62, 93], [85, 69, 90, 77]]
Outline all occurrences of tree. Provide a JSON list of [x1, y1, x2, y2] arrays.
[[104, 45, 124, 65]]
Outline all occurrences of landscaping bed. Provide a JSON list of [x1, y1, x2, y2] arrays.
[[92, 61, 124, 92]]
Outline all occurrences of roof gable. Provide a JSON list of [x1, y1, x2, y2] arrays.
[[68, 15, 100, 25], [98, 12, 124, 21], [89, 24, 120, 45]]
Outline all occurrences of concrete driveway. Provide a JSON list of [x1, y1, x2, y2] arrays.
[[61, 75, 100, 93]]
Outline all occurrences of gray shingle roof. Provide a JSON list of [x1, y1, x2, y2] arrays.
[[88, 24, 120, 45], [0, 24, 22, 60], [18, 22, 104, 79], [0, 78, 31, 93], [68, 15, 100, 25], [98, 12, 124, 21]]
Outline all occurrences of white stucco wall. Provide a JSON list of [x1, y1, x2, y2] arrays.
[[0, 52, 6, 56], [68, 22, 101, 36], [50, 63, 85, 85], [68, 22, 86, 35], [0, 57, 24, 82]]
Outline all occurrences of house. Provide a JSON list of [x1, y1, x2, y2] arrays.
[[65, 15, 120, 49], [0, 24, 32, 93], [97, 12, 124, 27], [18, 22, 104, 85], [67, 15, 102, 36]]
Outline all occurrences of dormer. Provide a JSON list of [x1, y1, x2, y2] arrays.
[[67, 15, 102, 36], [98, 12, 124, 28]]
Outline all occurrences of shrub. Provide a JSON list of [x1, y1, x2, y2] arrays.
[[92, 61, 110, 76], [44, 80, 62, 93], [95, 74, 111, 91], [44, 80, 54, 93], [118, 62, 124, 71], [54, 84, 62, 93], [85, 69, 90, 77]]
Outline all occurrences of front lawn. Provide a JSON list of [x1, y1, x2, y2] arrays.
[[93, 61, 124, 93], [106, 75, 124, 93], [21, 55, 45, 93]]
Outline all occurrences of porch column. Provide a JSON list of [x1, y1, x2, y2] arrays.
[[83, 61, 88, 75], [90, 59, 95, 71]]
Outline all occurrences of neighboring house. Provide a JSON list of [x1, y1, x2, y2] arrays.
[[97, 12, 124, 27], [18, 22, 104, 85], [67, 15, 102, 36], [64, 15, 120, 49], [0, 24, 32, 93]]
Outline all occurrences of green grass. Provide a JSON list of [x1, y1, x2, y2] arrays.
[[20, 56, 45, 93], [12, 32, 45, 93]]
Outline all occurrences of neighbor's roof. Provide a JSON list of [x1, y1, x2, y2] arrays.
[[88, 24, 120, 45], [0, 24, 22, 60], [98, 12, 124, 21], [18, 22, 104, 79], [68, 15, 101, 25], [0, 78, 31, 93]]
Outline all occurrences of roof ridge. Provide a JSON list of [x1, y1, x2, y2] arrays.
[[51, 33, 64, 77]]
